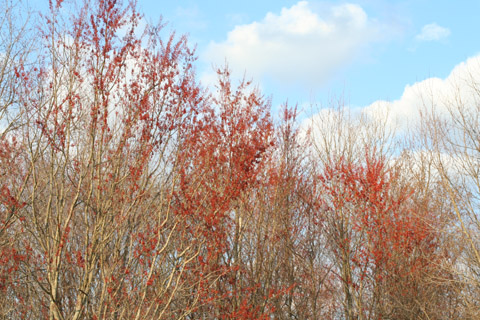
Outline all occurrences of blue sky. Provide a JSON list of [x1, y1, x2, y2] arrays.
[[135, 0, 480, 116]]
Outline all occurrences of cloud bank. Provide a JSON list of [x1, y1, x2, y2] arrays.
[[363, 54, 480, 131]]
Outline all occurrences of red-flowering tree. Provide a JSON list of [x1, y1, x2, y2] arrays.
[[9, 0, 211, 316], [319, 151, 441, 319], [184, 68, 275, 318], [0, 0, 279, 318]]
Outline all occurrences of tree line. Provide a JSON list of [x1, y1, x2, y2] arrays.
[[0, 0, 479, 319]]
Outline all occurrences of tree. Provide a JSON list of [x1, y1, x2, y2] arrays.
[[222, 104, 335, 319], [317, 150, 445, 319], [0, 0, 280, 318], [169, 67, 275, 319], [419, 68, 480, 318], [0, 0, 36, 317]]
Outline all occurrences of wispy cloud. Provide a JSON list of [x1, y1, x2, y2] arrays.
[[415, 23, 450, 42], [174, 5, 207, 30]]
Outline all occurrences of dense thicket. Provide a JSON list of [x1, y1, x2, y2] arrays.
[[0, 0, 478, 319]]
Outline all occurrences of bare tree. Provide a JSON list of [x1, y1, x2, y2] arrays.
[[419, 65, 480, 318], [0, 1, 36, 317]]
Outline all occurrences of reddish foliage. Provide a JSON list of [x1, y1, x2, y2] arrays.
[[0, 0, 453, 319], [319, 150, 440, 318]]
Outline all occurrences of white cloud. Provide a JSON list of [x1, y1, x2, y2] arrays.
[[302, 54, 480, 166], [362, 54, 480, 131], [203, 1, 386, 88], [415, 23, 450, 42]]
